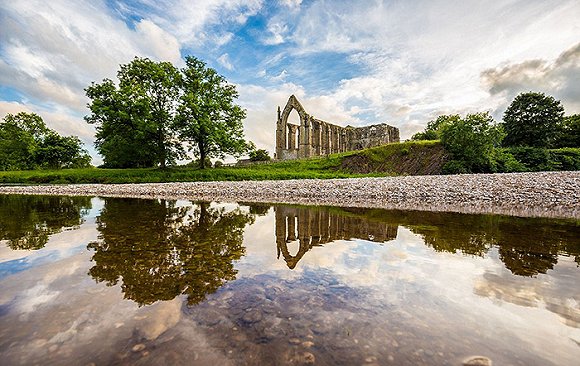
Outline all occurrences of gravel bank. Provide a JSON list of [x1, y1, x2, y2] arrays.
[[1, 171, 578, 219]]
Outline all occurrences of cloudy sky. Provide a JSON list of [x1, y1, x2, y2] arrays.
[[1, 0, 579, 163]]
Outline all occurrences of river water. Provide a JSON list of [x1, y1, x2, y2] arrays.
[[0, 195, 578, 365]]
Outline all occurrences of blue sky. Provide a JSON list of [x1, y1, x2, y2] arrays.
[[1, 0, 579, 163]]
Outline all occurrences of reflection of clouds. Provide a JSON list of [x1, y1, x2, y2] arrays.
[[474, 256, 580, 328]]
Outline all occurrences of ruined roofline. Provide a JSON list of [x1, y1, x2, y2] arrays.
[[276, 95, 400, 160]]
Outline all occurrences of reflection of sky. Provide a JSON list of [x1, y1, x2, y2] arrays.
[[0, 198, 579, 365]]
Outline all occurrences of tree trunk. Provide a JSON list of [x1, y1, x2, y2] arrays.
[[199, 140, 206, 169], [158, 127, 166, 169]]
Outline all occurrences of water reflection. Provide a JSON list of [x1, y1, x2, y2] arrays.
[[87, 199, 254, 305], [0, 195, 91, 250], [275, 206, 398, 269], [273, 206, 580, 276], [1, 196, 579, 365]]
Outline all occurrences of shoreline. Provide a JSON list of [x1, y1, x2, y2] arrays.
[[0, 171, 578, 220]]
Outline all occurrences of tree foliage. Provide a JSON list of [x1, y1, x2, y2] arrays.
[[440, 112, 503, 173], [85, 58, 183, 168], [0, 112, 90, 170], [177, 56, 248, 169], [85, 56, 249, 169], [411, 115, 460, 141], [249, 148, 271, 162], [502, 92, 564, 148], [553, 114, 580, 148]]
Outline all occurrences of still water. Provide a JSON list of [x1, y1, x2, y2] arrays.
[[0, 195, 578, 365]]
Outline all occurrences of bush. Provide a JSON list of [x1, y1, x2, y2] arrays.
[[249, 149, 271, 162], [508, 147, 551, 171], [549, 148, 580, 170], [491, 149, 527, 173], [440, 112, 503, 173], [442, 160, 469, 174], [213, 160, 224, 168]]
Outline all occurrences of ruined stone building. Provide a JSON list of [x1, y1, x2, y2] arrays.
[[275, 206, 398, 269], [275, 95, 400, 160]]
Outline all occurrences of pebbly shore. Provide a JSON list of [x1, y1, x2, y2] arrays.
[[0, 171, 578, 219]]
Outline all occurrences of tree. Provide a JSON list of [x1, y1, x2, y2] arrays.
[[35, 132, 91, 169], [249, 148, 271, 162], [85, 57, 183, 168], [411, 114, 460, 141], [440, 112, 503, 173], [177, 56, 249, 169], [0, 112, 90, 170], [502, 92, 564, 148], [553, 114, 580, 148]]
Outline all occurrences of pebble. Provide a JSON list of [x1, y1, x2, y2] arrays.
[[131, 344, 146, 352], [1, 172, 577, 219], [463, 356, 492, 366]]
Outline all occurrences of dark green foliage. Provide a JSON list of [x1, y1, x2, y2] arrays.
[[490, 149, 527, 173], [412, 114, 460, 141], [553, 114, 580, 148], [86, 56, 249, 169], [508, 146, 552, 171], [85, 57, 183, 168], [213, 160, 224, 168], [35, 132, 91, 169], [440, 112, 503, 173], [249, 149, 271, 162], [502, 92, 564, 148], [0, 112, 90, 170], [549, 148, 580, 170], [176, 56, 249, 169]]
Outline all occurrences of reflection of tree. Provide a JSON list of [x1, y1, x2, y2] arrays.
[[346, 208, 579, 277], [294, 207, 579, 277], [0, 195, 91, 250], [87, 199, 254, 306]]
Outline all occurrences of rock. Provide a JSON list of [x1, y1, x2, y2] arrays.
[[463, 356, 492, 366], [131, 344, 146, 352]]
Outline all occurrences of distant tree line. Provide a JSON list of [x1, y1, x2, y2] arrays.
[[412, 91, 580, 173], [85, 56, 253, 169], [0, 112, 91, 171]]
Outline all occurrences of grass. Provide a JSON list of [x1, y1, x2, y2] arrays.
[[0, 141, 441, 184]]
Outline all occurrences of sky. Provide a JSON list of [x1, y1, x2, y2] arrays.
[[1, 0, 579, 164]]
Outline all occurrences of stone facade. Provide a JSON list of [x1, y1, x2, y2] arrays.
[[275, 206, 398, 269], [275, 95, 400, 160]]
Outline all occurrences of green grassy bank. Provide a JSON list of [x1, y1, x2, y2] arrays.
[[0, 141, 447, 184]]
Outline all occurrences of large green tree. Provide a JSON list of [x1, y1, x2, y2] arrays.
[[86, 56, 250, 169], [502, 92, 564, 148], [177, 56, 249, 169], [85, 57, 183, 168], [0, 112, 90, 170]]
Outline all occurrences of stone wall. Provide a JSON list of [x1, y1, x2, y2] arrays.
[[275, 95, 400, 160]]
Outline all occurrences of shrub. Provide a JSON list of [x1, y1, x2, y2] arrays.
[[442, 160, 469, 174], [508, 147, 551, 171], [549, 148, 580, 171], [214, 160, 224, 168]]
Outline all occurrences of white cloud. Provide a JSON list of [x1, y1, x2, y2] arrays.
[[217, 53, 234, 71], [282, 0, 580, 137]]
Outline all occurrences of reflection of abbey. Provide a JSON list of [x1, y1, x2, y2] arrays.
[[275, 206, 398, 269], [276, 95, 400, 160]]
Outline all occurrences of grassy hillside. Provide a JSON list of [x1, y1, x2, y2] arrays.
[[0, 141, 448, 184]]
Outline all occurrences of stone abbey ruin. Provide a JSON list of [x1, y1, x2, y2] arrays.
[[276, 95, 399, 160]]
